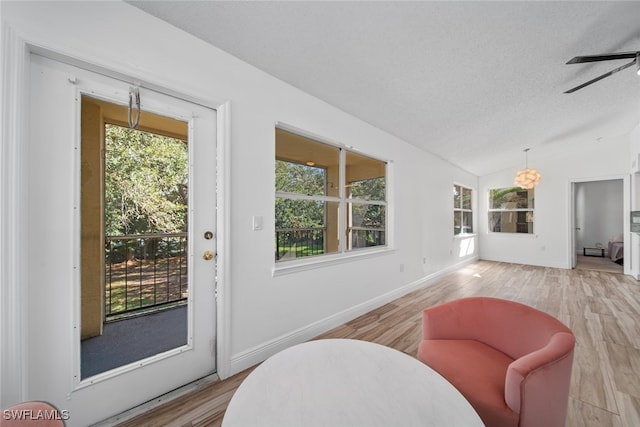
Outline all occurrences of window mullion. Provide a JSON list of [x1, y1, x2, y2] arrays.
[[338, 148, 346, 253], [348, 198, 387, 206], [275, 192, 340, 203]]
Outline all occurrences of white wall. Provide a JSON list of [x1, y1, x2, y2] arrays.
[[479, 134, 630, 268], [1, 0, 479, 413], [574, 180, 623, 253]]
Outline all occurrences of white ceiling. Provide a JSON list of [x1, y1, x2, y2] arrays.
[[129, 1, 640, 176]]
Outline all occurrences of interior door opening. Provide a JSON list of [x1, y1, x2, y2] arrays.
[[80, 95, 191, 378], [572, 179, 624, 274]]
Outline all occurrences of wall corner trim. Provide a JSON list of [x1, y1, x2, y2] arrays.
[[0, 22, 28, 407]]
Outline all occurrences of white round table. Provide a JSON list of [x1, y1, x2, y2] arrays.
[[223, 339, 483, 426]]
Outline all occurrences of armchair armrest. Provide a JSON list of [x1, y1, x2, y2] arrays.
[[505, 332, 575, 425]]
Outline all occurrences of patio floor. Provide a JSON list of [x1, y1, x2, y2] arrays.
[[81, 305, 187, 378]]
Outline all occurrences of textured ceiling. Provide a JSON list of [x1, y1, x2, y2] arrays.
[[129, 1, 640, 176]]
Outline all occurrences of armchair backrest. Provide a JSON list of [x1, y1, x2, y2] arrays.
[[421, 296, 572, 359]]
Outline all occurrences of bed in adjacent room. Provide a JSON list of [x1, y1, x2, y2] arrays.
[[608, 234, 624, 265]]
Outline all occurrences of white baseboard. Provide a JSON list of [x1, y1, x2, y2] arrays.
[[228, 256, 478, 375], [480, 254, 567, 270]]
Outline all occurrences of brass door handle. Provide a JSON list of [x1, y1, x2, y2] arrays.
[[203, 250, 215, 261]]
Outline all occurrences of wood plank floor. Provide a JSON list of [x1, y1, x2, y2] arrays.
[[113, 260, 640, 427], [575, 254, 624, 274]]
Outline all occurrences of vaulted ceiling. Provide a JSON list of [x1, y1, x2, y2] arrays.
[[129, 1, 640, 176]]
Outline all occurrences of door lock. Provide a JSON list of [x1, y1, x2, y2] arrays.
[[203, 250, 215, 261]]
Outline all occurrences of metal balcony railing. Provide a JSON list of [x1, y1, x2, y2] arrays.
[[105, 233, 188, 320], [275, 227, 385, 261], [349, 227, 385, 249], [275, 227, 325, 261]]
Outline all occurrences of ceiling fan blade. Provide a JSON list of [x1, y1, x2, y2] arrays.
[[564, 58, 637, 93], [566, 51, 639, 64]]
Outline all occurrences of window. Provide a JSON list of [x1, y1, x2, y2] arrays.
[[275, 127, 387, 262], [488, 187, 534, 234], [453, 184, 473, 235]]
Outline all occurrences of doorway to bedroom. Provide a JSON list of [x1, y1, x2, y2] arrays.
[[573, 179, 624, 273]]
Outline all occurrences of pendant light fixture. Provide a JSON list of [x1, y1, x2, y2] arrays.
[[514, 148, 540, 189]]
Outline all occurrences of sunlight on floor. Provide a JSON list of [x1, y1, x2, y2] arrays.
[[458, 264, 482, 278]]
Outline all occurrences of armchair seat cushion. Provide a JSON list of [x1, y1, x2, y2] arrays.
[[419, 339, 519, 427]]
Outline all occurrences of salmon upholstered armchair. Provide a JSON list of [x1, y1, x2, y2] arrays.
[[417, 297, 575, 427], [0, 401, 65, 426]]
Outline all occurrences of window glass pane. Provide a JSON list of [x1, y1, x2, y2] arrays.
[[276, 198, 325, 231], [92, 106, 189, 378], [454, 185, 472, 235], [489, 212, 533, 234], [275, 199, 339, 260], [454, 211, 473, 235], [105, 124, 188, 235], [463, 211, 473, 234], [347, 203, 385, 249], [348, 177, 386, 201], [462, 187, 472, 210], [489, 187, 533, 209], [275, 160, 326, 195], [346, 151, 386, 201], [276, 128, 339, 196]]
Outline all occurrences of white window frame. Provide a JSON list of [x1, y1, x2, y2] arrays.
[[487, 187, 535, 234], [453, 183, 473, 236], [274, 123, 392, 275]]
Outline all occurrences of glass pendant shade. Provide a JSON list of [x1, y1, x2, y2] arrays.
[[514, 148, 540, 189], [514, 167, 541, 189]]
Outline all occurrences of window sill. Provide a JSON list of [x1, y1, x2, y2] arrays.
[[486, 232, 538, 237], [272, 247, 395, 277], [453, 233, 477, 239]]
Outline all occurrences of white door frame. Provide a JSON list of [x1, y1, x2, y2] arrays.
[[0, 28, 231, 411], [568, 175, 630, 276], [570, 181, 577, 269]]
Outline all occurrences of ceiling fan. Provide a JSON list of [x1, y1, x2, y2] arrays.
[[564, 51, 640, 93]]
